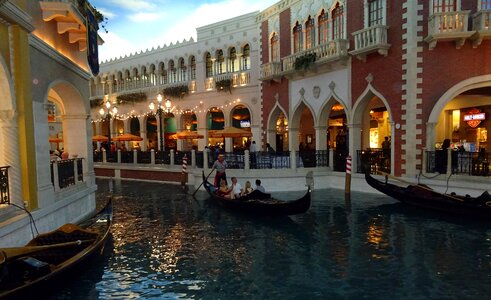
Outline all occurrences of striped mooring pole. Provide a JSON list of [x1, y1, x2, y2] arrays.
[[345, 155, 352, 200], [181, 154, 188, 187]]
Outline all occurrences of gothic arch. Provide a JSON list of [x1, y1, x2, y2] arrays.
[[266, 103, 288, 149]]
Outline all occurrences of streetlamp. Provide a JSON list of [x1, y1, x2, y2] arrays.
[[149, 94, 172, 151], [99, 99, 118, 157]]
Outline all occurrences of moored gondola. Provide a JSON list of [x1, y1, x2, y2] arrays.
[[0, 198, 113, 299], [364, 171, 491, 219], [202, 172, 311, 216]]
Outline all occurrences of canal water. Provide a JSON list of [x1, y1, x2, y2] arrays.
[[49, 179, 490, 299]]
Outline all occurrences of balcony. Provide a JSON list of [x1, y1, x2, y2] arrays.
[[39, 0, 102, 51], [0, 166, 10, 205], [281, 39, 349, 77], [424, 11, 475, 50], [260, 62, 282, 81], [472, 9, 491, 47], [350, 25, 391, 61]]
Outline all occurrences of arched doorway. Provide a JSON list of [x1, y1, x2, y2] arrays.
[[319, 99, 348, 171], [231, 105, 251, 151], [146, 116, 157, 150], [267, 104, 288, 152], [207, 107, 225, 150], [164, 113, 176, 151], [180, 111, 198, 151]]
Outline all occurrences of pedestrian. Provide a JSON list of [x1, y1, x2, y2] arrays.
[[212, 153, 227, 187], [250, 141, 257, 168], [255, 179, 265, 193]]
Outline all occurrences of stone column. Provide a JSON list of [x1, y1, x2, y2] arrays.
[[0, 110, 23, 206]]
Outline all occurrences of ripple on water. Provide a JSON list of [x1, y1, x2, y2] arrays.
[[48, 179, 491, 299]]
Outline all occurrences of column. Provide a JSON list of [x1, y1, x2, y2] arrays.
[[0, 110, 23, 207]]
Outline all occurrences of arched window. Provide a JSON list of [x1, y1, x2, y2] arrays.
[[190, 56, 196, 80], [149, 64, 156, 85], [332, 3, 344, 40], [168, 60, 176, 83], [318, 10, 329, 44], [178, 57, 186, 82], [293, 22, 303, 53], [205, 52, 212, 78], [433, 0, 456, 13], [271, 33, 279, 62], [305, 16, 315, 49], [368, 0, 384, 26], [141, 66, 147, 86], [159, 62, 167, 85], [229, 47, 237, 73], [242, 44, 250, 70], [216, 50, 224, 74]]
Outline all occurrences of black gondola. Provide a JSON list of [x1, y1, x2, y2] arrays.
[[0, 198, 113, 299], [364, 171, 491, 219], [202, 172, 311, 216]]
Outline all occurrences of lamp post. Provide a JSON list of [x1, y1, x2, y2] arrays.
[[99, 99, 118, 157], [149, 94, 172, 151]]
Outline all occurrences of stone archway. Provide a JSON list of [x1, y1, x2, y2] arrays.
[[290, 101, 315, 153], [266, 103, 288, 152], [352, 84, 393, 173]]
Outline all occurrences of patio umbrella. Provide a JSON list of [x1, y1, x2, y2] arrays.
[[112, 133, 143, 142], [92, 135, 108, 142], [210, 126, 252, 138], [49, 137, 63, 143], [170, 131, 204, 140]]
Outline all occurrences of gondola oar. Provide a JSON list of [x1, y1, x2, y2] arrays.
[[192, 170, 214, 197], [0, 239, 96, 264]]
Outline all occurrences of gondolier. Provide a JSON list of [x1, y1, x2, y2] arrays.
[[212, 154, 227, 187]]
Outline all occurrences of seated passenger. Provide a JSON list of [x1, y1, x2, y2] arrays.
[[216, 179, 232, 198], [230, 177, 243, 199], [242, 181, 253, 196]]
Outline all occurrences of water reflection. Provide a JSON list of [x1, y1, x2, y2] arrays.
[[48, 179, 491, 299]]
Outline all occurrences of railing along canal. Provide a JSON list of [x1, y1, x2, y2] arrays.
[[0, 166, 10, 205], [50, 158, 84, 190]]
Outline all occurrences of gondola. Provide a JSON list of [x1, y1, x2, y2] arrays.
[[202, 172, 311, 216], [364, 171, 491, 219], [0, 198, 113, 299]]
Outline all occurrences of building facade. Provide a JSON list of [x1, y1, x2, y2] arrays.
[[90, 12, 262, 154], [0, 0, 99, 246], [259, 0, 491, 177]]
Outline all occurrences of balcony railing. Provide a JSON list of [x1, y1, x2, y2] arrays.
[[260, 62, 282, 80], [0, 166, 10, 205], [472, 9, 491, 47], [425, 150, 490, 176], [350, 25, 390, 60], [425, 10, 475, 50], [282, 40, 349, 75]]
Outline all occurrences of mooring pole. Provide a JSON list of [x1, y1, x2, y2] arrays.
[[181, 154, 188, 189], [345, 155, 352, 201]]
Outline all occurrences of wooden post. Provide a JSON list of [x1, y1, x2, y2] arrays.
[[345, 155, 352, 200]]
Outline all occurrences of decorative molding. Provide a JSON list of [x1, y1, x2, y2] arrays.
[[299, 87, 305, 97], [313, 86, 320, 99], [0, 0, 34, 32], [365, 73, 373, 83], [29, 35, 91, 80], [328, 81, 336, 91]]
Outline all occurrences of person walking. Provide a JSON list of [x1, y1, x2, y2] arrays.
[[211, 154, 227, 187]]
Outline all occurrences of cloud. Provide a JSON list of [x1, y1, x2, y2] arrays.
[[108, 0, 156, 11], [98, 31, 140, 62], [129, 12, 162, 23]]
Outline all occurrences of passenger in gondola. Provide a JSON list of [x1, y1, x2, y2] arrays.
[[216, 179, 232, 198], [230, 177, 243, 199], [242, 181, 254, 196]]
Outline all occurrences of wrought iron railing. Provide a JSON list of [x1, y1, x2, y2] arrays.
[[0, 166, 10, 205], [50, 158, 84, 190], [425, 150, 490, 176]]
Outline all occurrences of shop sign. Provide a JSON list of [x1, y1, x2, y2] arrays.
[[240, 120, 250, 128], [464, 108, 485, 128]]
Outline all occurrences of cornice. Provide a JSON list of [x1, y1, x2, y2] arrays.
[[0, 0, 35, 32], [29, 35, 91, 80]]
